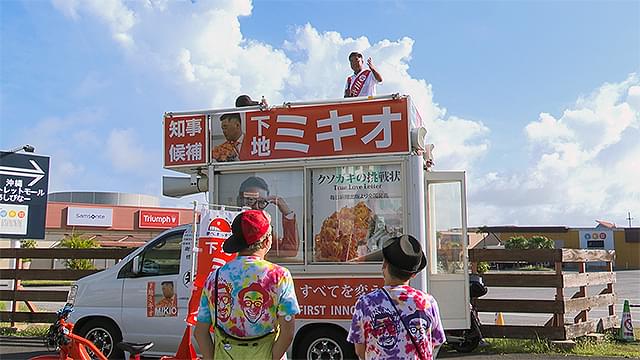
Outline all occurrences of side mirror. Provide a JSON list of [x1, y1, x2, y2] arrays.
[[132, 256, 141, 274]]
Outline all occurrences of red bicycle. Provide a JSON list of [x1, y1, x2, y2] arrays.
[[30, 305, 153, 360]]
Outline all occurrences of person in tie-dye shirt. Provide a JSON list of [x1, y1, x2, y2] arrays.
[[194, 210, 300, 360], [348, 235, 445, 360]]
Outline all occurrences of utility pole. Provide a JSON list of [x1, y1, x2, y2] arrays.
[[627, 212, 633, 227]]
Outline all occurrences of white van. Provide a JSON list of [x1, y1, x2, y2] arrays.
[[68, 95, 472, 359]]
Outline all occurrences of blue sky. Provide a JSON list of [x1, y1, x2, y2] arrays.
[[1, 0, 639, 227]]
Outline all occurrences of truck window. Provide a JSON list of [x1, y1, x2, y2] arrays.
[[428, 182, 465, 274], [311, 164, 404, 263], [118, 232, 184, 278], [216, 170, 303, 263]]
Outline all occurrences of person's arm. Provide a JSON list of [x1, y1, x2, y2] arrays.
[[344, 77, 351, 98], [367, 57, 383, 83], [270, 196, 299, 257], [272, 315, 295, 360], [354, 343, 366, 359], [194, 321, 214, 360]]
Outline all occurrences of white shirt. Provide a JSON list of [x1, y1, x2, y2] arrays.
[[345, 69, 381, 97]]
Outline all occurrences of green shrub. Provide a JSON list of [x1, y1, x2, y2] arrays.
[[529, 235, 554, 249], [59, 233, 100, 270], [20, 239, 37, 263], [505, 236, 529, 249], [477, 261, 490, 274]]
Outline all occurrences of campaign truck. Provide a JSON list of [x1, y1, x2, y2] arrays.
[[67, 94, 472, 359]]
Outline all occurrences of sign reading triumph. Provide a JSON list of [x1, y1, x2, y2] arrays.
[[0, 152, 50, 239]]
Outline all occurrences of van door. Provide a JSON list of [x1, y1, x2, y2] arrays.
[[424, 171, 470, 330], [118, 228, 191, 353]]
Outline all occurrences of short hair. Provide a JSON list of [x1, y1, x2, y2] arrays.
[[161, 281, 173, 287], [385, 260, 414, 282], [220, 112, 241, 124], [239, 176, 269, 194], [349, 51, 363, 60]]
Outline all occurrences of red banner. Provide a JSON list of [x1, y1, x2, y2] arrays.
[[138, 210, 180, 229], [235, 98, 409, 162], [163, 114, 208, 168], [294, 277, 384, 320]]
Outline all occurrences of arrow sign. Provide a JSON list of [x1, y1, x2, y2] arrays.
[[0, 159, 45, 186]]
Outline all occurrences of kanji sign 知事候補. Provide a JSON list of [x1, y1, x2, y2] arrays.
[[0, 152, 50, 239], [164, 114, 208, 168]]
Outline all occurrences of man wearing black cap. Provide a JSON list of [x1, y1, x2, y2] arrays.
[[344, 51, 383, 98], [194, 210, 300, 360], [347, 235, 445, 360]]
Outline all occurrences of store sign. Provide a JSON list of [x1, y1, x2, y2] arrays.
[[0, 204, 29, 235], [295, 277, 383, 320], [138, 210, 180, 229], [579, 229, 614, 249], [211, 98, 410, 163], [0, 152, 50, 239], [67, 207, 113, 227], [163, 114, 208, 169]]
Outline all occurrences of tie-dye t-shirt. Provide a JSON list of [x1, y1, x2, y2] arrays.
[[347, 285, 445, 360], [197, 255, 300, 338]]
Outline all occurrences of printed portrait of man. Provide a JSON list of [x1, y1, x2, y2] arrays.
[[238, 283, 272, 324], [404, 309, 431, 342], [156, 281, 176, 308], [217, 281, 233, 322], [370, 308, 398, 349]]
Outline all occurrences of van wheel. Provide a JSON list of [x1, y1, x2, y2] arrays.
[[77, 319, 124, 359], [294, 327, 356, 360]]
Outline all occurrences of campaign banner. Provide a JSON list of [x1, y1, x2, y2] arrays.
[[138, 210, 180, 229], [210, 98, 410, 163], [295, 277, 384, 320], [164, 114, 208, 168], [311, 164, 404, 262], [195, 208, 242, 288], [0, 204, 28, 235], [146, 281, 178, 317]]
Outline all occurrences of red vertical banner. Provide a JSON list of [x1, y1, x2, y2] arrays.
[[146, 282, 155, 317], [163, 114, 208, 168]]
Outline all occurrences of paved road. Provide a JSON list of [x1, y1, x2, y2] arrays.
[[0, 337, 631, 360], [477, 269, 640, 327]]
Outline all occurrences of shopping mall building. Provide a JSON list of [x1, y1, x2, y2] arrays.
[[470, 221, 640, 270], [0, 191, 194, 269]]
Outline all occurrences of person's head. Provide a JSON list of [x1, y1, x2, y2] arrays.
[[220, 113, 242, 141], [237, 176, 270, 209], [235, 95, 260, 107], [222, 209, 273, 255], [161, 281, 174, 299], [348, 51, 364, 73], [238, 283, 272, 323], [382, 235, 427, 282]]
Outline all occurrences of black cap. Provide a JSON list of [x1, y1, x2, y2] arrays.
[[382, 235, 427, 273], [235, 95, 260, 107]]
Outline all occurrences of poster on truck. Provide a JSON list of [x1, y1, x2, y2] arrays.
[[146, 281, 178, 317], [295, 278, 383, 320], [312, 164, 404, 262], [210, 98, 410, 163]]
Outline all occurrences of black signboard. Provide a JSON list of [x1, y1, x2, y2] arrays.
[[0, 152, 50, 239]]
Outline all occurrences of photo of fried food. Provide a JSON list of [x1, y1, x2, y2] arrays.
[[314, 201, 373, 261]]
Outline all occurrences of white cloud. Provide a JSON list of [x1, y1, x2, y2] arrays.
[[106, 128, 150, 173], [473, 74, 640, 226]]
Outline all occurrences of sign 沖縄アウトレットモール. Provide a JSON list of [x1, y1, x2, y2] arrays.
[[0, 152, 50, 239]]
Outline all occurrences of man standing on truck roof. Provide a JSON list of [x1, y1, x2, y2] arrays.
[[347, 234, 445, 360], [194, 210, 300, 360], [344, 51, 383, 98], [237, 176, 299, 258]]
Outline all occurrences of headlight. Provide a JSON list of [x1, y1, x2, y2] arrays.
[[66, 284, 78, 305]]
